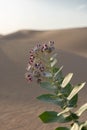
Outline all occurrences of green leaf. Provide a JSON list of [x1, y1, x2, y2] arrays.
[[61, 73, 73, 88], [68, 94, 78, 107], [61, 84, 78, 108], [52, 67, 59, 73], [67, 82, 86, 100], [37, 94, 64, 107], [55, 127, 69, 130], [39, 111, 72, 123], [40, 82, 57, 91], [52, 67, 63, 83], [39, 111, 58, 123], [61, 83, 72, 97], [70, 113, 78, 120]]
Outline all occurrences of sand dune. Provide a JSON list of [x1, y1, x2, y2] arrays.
[[1, 27, 87, 58], [1, 30, 44, 40], [0, 35, 3, 38], [0, 28, 87, 130]]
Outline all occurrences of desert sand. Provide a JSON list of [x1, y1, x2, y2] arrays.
[[0, 27, 87, 130]]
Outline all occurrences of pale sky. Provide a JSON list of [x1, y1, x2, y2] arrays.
[[0, 0, 87, 34]]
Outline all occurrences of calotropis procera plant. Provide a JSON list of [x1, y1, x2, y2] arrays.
[[25, 41, 87, 130]]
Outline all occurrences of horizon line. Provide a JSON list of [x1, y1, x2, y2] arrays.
[[1, 26, 87, 36]]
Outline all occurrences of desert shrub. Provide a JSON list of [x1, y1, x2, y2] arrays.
[[25, 41, 87, 130]]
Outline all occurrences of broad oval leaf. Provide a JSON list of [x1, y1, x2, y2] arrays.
[[39, 111, 59, 123], [61, 73, 73, 88], [75, 103, 87, 116], [55, 127, 69, 130], [67, 82, 86, 100], [37, 94, 64, 107], [39, 111, 73, 123]]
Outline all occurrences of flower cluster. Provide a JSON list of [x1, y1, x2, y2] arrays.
[[25, 41, 55, 83]]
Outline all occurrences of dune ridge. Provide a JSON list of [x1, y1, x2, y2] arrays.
[[0, 27, 87, 57]]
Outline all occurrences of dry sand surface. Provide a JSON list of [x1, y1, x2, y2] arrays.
[[0, 27, 87, 130]]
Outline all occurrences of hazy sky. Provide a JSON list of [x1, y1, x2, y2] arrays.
[[0, 0, 87, 34]]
